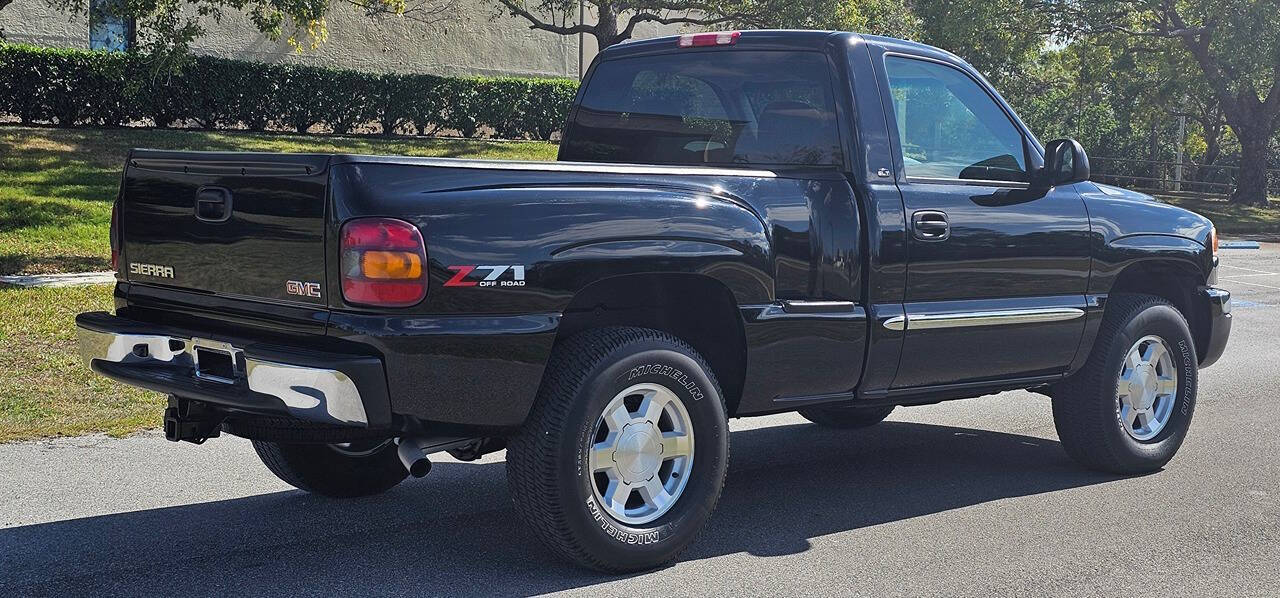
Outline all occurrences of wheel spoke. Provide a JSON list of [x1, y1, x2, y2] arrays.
[[1136, 410, 1154, 430], [637, 478, 671, 508], [1125, 349, 1143, 371], [1117, 374, 1135, 406], [604, 402, 633, 433], [661, 430, 693, 458], [1122, 404, 1140, 429], [603, 479, 631, 512], [1157, 376, 1178, 396], [1143, 340, 1167, 366], [637, 389, 668, 424], [1116, 381, 1131, 404], [591, 438, 617, 471]]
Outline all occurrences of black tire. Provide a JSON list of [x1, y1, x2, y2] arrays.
[[798, 404, 895, 429], [506, 327, 729, 572], [1052, 293, 1198, 474], [252, 438, 408, 498]]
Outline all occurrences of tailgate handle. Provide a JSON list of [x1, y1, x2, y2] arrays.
[[194, 187, 232, 223]]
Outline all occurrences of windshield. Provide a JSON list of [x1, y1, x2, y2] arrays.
[[560, 50, 844, 168]]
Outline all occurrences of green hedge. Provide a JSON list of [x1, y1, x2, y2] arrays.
[[0, 44, 579, 140]]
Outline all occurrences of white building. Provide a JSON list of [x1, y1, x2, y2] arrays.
[[0, 0, 683, 78]]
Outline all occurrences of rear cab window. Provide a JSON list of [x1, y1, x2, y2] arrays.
[[561, 50, 844, 168]]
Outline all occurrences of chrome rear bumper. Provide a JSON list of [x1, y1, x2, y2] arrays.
[[76, 311, 389, 426]]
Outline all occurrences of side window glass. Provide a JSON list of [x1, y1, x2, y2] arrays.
[[885, 56, 1026, 182]]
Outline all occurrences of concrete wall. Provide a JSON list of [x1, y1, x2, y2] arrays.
[[0, 0, 686, 78]]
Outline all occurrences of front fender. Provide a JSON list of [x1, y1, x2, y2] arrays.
[[1091, 234, 1212, 295]]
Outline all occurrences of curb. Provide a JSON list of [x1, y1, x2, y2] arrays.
[[0, 271, 116, 288]]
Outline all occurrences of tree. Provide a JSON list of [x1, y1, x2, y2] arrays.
[[43, 0, 453, 59], [1066, 0, 1280, 205], [492, 0, 918, 52], [912, 0, 1052, 89]]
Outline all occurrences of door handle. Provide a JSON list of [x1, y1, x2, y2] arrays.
[[194, 187, 232, 223], [912, 210, 949, 241]]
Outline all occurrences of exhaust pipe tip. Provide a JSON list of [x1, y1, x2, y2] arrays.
[[397, 438, 432, 478]]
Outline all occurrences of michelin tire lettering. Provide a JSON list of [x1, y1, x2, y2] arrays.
[[586, 496, 662, 545], [625, 364, 704, 401]]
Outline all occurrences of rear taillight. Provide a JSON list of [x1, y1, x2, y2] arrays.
[[109, 201, 120, 272], [340, 218, 428, 307], [677, 31, 740, 47]]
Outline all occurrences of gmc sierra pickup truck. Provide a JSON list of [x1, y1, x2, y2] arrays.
[[78, 30, 1232, 571]]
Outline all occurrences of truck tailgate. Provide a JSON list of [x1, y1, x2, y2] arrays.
[[119, 151, 331, 306]]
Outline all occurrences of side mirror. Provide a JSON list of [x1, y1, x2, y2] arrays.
[[1036, 138, 1090, 189]]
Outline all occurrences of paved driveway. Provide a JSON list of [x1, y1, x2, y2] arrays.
[[2, 245, 1277, 597]]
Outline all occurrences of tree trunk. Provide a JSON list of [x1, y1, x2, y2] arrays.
[[594, 2, 621, 49], [1149, 124, 1160, 187], [1232, 132, 1272, 206], [1203, 125, 1221, 166]]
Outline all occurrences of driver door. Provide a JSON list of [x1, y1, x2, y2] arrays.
[[881, 54, 1092, 389]]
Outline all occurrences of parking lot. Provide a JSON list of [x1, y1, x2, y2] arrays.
[[2, 244, 1277, 597]]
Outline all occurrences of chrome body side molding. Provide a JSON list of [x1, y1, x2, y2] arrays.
[[883, 315, 907, 331], [882, 307, 1085, 331]]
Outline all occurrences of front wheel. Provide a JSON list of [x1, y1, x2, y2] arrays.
[[506, 327, 729, 572], [252, 438, 407, 498], [1052, 294, 1198, 474], [798, 404, 895, 429]]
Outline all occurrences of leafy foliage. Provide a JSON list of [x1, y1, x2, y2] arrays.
[[42, 0, 446, 58], [0, 43, 576, 139], [1049, 0, 1280, 204], [494, 0, 920, 50]]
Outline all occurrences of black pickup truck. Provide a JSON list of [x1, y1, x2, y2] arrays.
[[77, 30, 1231, 571]]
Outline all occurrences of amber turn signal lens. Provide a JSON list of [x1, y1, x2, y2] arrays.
[[1211, 226, 1219, 254], [361, 250, 422, 280]]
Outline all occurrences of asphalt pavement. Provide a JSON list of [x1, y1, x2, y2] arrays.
[[2, 244, 1278, 597]]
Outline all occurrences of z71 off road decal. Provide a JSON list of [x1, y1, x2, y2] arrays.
[[444, 265, 526, 287]]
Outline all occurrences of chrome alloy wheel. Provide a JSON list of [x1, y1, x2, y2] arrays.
[[588, 383, 695, 525], [1116, 335, 1179, 441]]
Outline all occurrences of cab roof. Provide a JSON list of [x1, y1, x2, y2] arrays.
[[601, 29, 965, 66]]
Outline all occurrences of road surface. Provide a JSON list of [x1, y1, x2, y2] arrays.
[[2, 244, 1277, 597]]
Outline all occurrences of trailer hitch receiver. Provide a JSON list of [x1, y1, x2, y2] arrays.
[[163, 397, 224, 444]]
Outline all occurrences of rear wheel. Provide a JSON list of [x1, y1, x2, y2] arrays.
[[252, 438, 407, 498], [798, 404, 895, 429], [506, 327, 729, 572], [1052, 294, 1198, 474]]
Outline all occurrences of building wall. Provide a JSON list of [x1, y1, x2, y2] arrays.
[[0, 0, 685, 78]]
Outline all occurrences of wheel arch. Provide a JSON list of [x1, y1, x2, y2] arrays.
[[1104, 258, 1210, 363], [551, 273, 749, 416]]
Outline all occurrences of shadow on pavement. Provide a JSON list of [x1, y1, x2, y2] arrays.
[[0, 421, 1123, 596]]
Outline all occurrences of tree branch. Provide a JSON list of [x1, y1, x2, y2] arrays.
[[1143, 0, 1240, 119], [494, 0, 596, 35], [617, 11, 749, 41]]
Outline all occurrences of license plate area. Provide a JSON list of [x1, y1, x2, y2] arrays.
[[191, 338, 243, 384]]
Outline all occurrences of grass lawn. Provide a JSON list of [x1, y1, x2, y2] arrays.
[[1157, 195, 1280, 238], [1, 125, 556, 442], [0, 284, 165, 442], [0, 125, 558, 276]]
